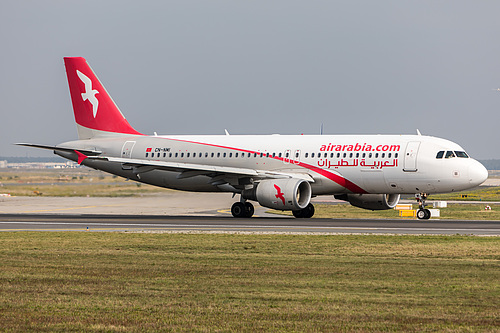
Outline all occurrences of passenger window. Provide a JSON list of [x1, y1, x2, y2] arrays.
[[356, 153, 359, 158], [235, 153, 238, 158], [295, 152, 299, 158], [395, 153, 398, 158], [305, 153, 309, 158], [145, 153, 148, 157], [175, 153, 178, 158], [330, 153, 334, 158], [381, 153, 385, 158], [455, 151, 469, 158], [349, 153, 353, 158], [217, 152, 220, 158], [278, 153, 282, 158], [337, 153, 341, 158], [181, 153, 184, 158], [229, 153, 232, 158], [186, 153, 190, 158], [223, 153, 226, 158], [311, 153, 315, 158], [436, 151, 444, 159], [369, 153, 372, 158], [445, 151, 455, 159]]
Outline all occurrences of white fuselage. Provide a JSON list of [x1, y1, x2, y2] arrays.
[[59, 133, 488, 196]]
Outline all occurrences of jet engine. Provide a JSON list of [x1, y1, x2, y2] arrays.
[[335, 193, 400, 210], [242, 179, 312, 210]]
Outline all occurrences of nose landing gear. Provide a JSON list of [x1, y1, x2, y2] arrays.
[[415, 193, 431, 220]]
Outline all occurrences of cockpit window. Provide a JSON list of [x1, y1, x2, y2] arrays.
[[445, 151, 456, 159], [454, 151, 469, 158], [436, 151, 444, 159]]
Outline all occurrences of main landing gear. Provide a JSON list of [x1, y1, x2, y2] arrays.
[[230, 201, 315, 218], [415, 193, 431, 220], [231, 201, 254, 218]]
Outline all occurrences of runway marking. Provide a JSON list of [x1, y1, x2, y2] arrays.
[[18, 204, 126, 214], [0, 221, 498, 233], [217, 209, 261, 217]]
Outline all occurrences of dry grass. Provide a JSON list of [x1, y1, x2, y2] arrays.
[[0, 232, 498, 332], [0, 169, 169, 197]]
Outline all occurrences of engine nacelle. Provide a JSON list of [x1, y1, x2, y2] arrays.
[[242, 179, 312, 210], [335, 193, 400, 210]]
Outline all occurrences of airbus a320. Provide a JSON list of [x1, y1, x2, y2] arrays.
[[19, 57, 488, 219]]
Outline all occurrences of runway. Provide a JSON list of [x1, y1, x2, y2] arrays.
[[1, 194, 499, 235], [1, 214, 499, 235]]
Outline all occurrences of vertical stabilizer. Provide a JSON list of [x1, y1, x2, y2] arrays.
[[64, 57, 142, 139]]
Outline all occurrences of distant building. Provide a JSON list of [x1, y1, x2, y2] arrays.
[[3, 161, 79, 169]]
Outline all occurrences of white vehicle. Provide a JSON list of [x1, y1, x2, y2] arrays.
[[19, 57, 488, 219]]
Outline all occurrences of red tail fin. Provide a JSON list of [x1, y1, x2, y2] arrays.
[[64, 57, 142, 139]]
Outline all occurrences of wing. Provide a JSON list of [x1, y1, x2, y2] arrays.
[[93, 156, 314, 187], [15, 144, 313, 188]]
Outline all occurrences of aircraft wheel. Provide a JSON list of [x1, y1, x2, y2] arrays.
[[244, 202, 254, 218], [292, 203, 315, 218], [231, 202, 246, 218], [416, 208, 431, 220]]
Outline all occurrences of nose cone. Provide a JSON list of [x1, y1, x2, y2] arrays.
[[468, 160, 488, 187]]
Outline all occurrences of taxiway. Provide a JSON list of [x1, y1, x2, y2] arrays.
[[0, 194, 499, 235]]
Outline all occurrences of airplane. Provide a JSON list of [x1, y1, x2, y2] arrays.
[[18, 57, 488, 220]]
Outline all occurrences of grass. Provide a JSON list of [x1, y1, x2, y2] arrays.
[[0, 169, 170, 197], [0, 232, 498, 332], [431, 185, 500, 201]]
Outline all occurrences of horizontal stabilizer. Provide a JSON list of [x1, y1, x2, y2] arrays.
[[15, 143, 102, 155]]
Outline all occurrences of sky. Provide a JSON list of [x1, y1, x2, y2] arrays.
[[1, 1, 500, 159]]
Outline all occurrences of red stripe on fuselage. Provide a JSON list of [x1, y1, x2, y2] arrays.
[[158, 137, 368, 194]]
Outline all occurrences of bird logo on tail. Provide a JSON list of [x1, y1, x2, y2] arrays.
[[76, 70, 99, 118]]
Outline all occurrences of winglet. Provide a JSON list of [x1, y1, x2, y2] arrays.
[[74, 150, 88, 164]]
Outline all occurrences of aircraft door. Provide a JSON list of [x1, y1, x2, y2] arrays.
[[403, 141, 420, 172], [121, 141, 136, 159]]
